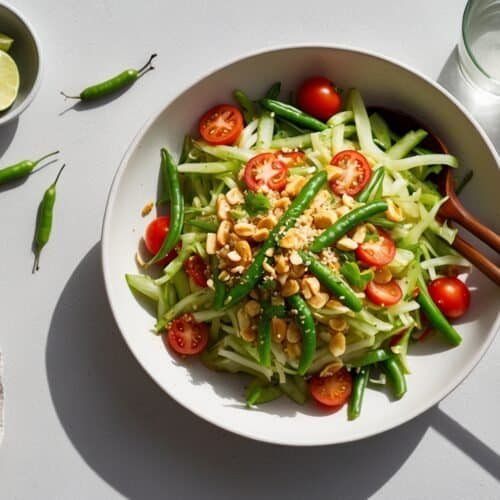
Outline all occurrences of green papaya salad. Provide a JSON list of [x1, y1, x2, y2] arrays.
[[126, 76, 472, 419]]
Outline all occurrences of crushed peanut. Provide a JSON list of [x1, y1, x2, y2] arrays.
[[386, 199, 404, 222], [374, 267, 393, 284], [271, 318, 287, 343], [141, 201, 154, 217], [307, 292, 330, 309], [282, 279, 300, 297], [216, 220, 232, 246], [206, 233, 217, 255], [252, 227, 270, 242], [336, 236, 359, 251], [313, 210, 337, 229], [234, 222, 256, 238], [225, 187, 244, 205], [286, 321, 301, 343], [329, 331, 346, 357], [216, 195, 231, 220], [320, 361, 343, 378]]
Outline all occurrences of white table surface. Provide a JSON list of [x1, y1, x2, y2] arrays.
[[0, 0, 499, 498]]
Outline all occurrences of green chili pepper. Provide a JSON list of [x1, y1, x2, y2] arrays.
[[147, 148, 184, 267], [357, 167, 385, 203], [225, 171, 327, 307], [233, 89, 256, 123], [33, 164, 65, 273], [60, 54, 157, 101], [0, 151, 59, 186], [381, 357, 407, 399], [310, 200, 388, 252], [298, 251, 363, 312], [260, 98, 328, 132], [416, 276, 462, 346], [347, 348, 390, 367], [286, 294, 316, 376], [348, 367, 369, 420], [257, 310, 272, 367], [265, 81, 281, 99]]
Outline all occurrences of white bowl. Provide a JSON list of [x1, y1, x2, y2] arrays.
[[0, 2, 43, 126], [102, 46, 500, 446]]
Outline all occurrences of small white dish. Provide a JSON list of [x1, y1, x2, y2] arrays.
[[0, 2, 43, 126], [102, 45, 500, 446]]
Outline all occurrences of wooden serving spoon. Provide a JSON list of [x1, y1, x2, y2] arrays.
[[369, 107, 500, 286]]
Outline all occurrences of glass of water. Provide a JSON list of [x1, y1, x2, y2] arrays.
[[458, 0, 500, 94]]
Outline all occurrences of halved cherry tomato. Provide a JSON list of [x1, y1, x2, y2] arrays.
[[428, 277, 470, 319], [144, 216, 177, 266], [297, 76, 342, 121], [277, 151, 306, 167], [309, 368, 353, 408], [184, 255, 208, 287], [329, 150, 372, 196], [356, 229, 396, 267], [366, 280, 403, 306], [166, 313, 209, 355], [199, 104, 243, 145], [244, 153, 288, 191]]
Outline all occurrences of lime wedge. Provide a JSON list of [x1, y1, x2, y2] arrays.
[[0, 51, 19, 111], [0, 33, 14, 52]]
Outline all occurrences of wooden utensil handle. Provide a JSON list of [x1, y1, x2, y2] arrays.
[[452, 235, 500, 286], [453, 206, 500, 253]]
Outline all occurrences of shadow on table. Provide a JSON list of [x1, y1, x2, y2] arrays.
[[0, 118, 18, 159], [45, 244, 500, 500]]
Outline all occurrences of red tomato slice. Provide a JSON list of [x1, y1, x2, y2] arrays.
[[199, 104, 243, 145], [166, 314, 209, 355], [144, 216, 177, 266], [277, 151, 306, 167], [329, 150, 372, 196], [309, 369, 353, 407], [297, 76, 342, 121], [428, 277, 470, 319], [184, 255, 208, 287], [356, 229, 396, 267], [244, 153, 288, 191], [366, 280, 403, 306]]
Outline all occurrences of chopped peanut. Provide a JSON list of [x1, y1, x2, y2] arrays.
[[271, 318, 287, 343], [282, 279, 300, 297], [234, 222, 256, 238], [218, 270, 230, 282], [263, 260, 277, 278], [225, 187, 244, 205], [289, 264, 306, 278], [374, 267, 393, 284], [286, 321, 301, 343], [257, 215, 277, 230], [135, 252, 146, 268], [307, 292, 330, 309], [326, 165, 344, 181], [245, 300, 261, 317], [320, 361, 343, 378], [252, 227, 270, 242], [284, 341, 301, 360], [227, 250, 241, 262], [313, 210, 337, 229], [234, 240, 252, 265], [206, 233, 217, 255], [279, 228, 305, 250], [289, 250, 303, 266], [301, 276, 321, 300], [241, 327, 257, 342], [237, 308, 250, 331], [328, 317, 348, 332], [216, 195, 231, 220], [336, 205, 350, 217], [277, 273, 289, 286], [342, 193, 356, 208], [275, 254, 290, 274], [386, 199, 404, 222], [329, 331, 346, 357], [336, 236, 359, 251], [285, 176, 307, 198], [216, 220, 232, 246], [141, 201, 154, 217], [274, 197, 291, 209], [352, 224, 367, 244]]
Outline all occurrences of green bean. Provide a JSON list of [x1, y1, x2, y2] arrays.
[[310, 200, 388, 252], [356, 167, 385, 203], [286, 294, 316, 376], [61, 54, 156, 101], [348, 367, 369, 420], [233, 89, 256, 123], [381, 357, 407, 399], [225, 171, 327, 307], [347, 348, 390, 367], [211, 256, 226, 310], [148, 149, 184, 266], [257, 310, 272, 367], [33, 164, 65, 273], [260, 98, 328, 132], [416, 276, 462, 345], [0, 151, 59, 186], [298, 251, 363, 312], [265, 81, 281, 99], [187, 219, 218, 232]]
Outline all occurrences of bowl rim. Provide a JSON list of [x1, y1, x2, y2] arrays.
[[0, 1, 43, 126], [101, 43, 500, 446]]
